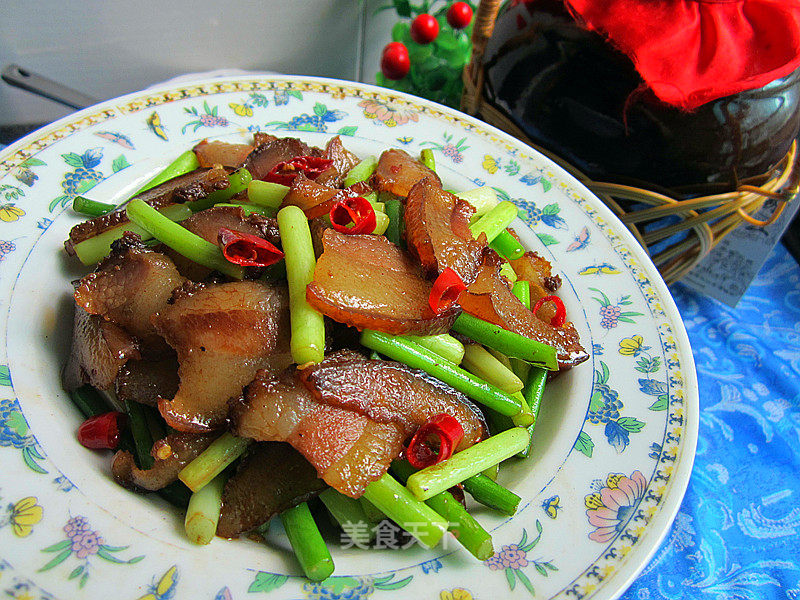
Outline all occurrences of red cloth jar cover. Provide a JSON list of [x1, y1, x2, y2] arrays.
[[561, 0, 800, 110]]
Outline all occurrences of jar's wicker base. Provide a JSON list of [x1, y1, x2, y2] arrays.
[[461, 0, 800, 284]]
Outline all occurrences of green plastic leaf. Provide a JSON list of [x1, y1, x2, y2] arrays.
[[248, 572, 289, 593], [394, 0, 412, 17], [649, 395, 669, 411], [536, 233, 558, 246], [62, 153, 84, 168], [112, 155, 130, 173], [0, 365, 12, 386], [38, 548, 72, 571], [618, 417, 645, 432], [575, 431, 594, 457]]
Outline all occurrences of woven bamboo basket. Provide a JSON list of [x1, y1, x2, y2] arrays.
[[461, 0, 800, 284]]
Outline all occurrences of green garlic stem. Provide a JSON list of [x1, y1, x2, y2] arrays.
[[277, 206, 326, 365], [247, 180, 289, 210], [343, 157, 378, 187], [360, 330, 523, 418], [469, 201, 518, 243], [362, 473, 448, 549], [178, 433, 251, 492], [406, 428, 531, 500], [452, 313, 558, 370], [135, 150, 200, 195], [74, 203, 192, 266], [126, 199, 243, 279], [184, 471, 226, 545], [280, 502, 335, 582]]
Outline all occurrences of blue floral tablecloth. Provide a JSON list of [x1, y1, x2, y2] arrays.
[[621, 242, 800, 600]]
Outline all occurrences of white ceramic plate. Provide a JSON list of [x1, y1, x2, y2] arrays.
[[0, 76, 697, 600]]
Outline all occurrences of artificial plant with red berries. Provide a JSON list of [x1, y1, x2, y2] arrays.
[[376, 1, 476, 108]]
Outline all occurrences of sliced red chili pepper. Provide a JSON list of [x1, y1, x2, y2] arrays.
[[429, 268, 466, 314], [218, 227, 284, 267], [264, 155, 334, 186], [406, 413, 464, 469], [329, 196, 376, 235], [532, 294, 567, 327], [77, 411, 126, 450]]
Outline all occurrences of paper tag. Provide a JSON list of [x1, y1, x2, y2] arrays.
[[681, 195, 800, 306]]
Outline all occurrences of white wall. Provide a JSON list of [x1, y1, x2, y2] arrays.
[[0, 0, 396, 126]]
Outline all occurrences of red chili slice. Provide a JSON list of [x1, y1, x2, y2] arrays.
[[77, 411, 126, 450], [329, 196, 377, 235], [264, 156, 334, 186], [218, 227, 284, 267], [532, 295, 567, 327], [428, 268, 466, 314], [406, 413, 465, 469]]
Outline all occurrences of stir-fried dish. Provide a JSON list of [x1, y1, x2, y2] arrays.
[[63, 133, 588, 580]]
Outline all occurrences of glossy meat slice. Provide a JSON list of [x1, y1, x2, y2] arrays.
[[306, 229, 459, 335], [217, 442, 326, 538], [233, 370, 405, 498], [243, 135, 316, 181], [280, 173, 345, 219], [63, 306, 140, 392], [460, 250, 588, 370], [404, 178, 485, 285], [508, 247, 563, 325], [74, 235, 185, 341], [65, 166, 230, 253], [371, 148, 440, 198], [299, 350, 486, 449], [281, 175, 376, 220], [153, 281, 292, 431], [167, 206, 278, 279], [115, 354, 180, 407], [316, 135, 360, 186], [193, 139, 254, 168], [111, 431, 216, 491]]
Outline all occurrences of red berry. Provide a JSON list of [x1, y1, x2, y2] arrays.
[[77, 411, 125, 450], [381, 42, 411, 80], [410, 14, 439, 44], [447, 2, 473, 29]]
